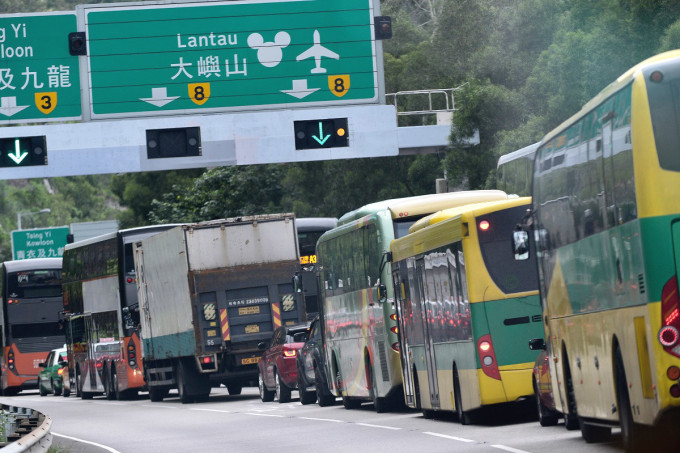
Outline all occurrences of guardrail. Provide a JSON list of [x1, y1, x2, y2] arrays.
[[0, 405, 52, 452]]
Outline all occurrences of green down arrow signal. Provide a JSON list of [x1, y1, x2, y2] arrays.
[[8, 139, 27, 164], [312, 122, 330, 145]]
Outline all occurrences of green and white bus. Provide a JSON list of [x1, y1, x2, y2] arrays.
[[529, 50, 680, 451], [391, 197, 542, 423], [317, 190, 512, 412]]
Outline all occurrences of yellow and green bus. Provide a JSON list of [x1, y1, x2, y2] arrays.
[[317, 190, 512, 412], [390, 197, 541, 423], [529, 50, 680, 451]]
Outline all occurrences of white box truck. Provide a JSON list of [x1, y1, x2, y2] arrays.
[[133, 213, 304, 403]]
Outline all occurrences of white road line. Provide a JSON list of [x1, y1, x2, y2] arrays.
[[139, 404, 179, 409], [299, 417, 344, 423], [423, 432, 475, 443], [189, 408, 232, 414], [356, 423, 402, 430], [491, 445, 532, 453], [244, 412, 285, 417], [53, 432, 122, 453]]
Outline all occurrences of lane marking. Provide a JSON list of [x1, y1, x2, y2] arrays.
[[190, 408, 233, 414], [492, 445, 532, 453], [244, 412, 285, 417], [139, 404, 179, 409], [300, 417, 344, 423], [53, 432, 122, 453], [423, 432, 475, 443], [356, 423, 402, 430]]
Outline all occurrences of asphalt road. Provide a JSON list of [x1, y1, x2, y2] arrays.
[[2, 387, 629, 453]]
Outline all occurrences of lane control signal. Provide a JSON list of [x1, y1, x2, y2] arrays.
[[0, 136, 47, 167], [294, 118, 349, 150]]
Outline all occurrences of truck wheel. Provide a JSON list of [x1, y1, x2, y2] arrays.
[[226, 383, 242, 395], [176, 361, 193, 404], [259, 371, 275, 402], [275, 371, 291, 403]]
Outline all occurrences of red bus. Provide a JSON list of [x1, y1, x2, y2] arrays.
[[61, 225, 175, 399], [0, 258, 64, 395]]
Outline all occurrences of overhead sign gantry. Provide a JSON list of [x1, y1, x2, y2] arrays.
[[79, 0, 381, 120]]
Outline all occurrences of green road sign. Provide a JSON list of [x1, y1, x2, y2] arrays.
[[83, 0, 379, 119], [11, 226, 69, 260], [0, 13, 81, 124]]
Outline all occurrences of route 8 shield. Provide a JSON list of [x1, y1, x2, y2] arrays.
[[189, 83, 210, 105], [328, 75, 350, 97]]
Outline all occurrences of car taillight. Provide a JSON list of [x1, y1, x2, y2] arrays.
[[283, 349, 297, 358], [660, 276, 680, 358], [477, 334, 501, 380], [58, 367, 64, 376]]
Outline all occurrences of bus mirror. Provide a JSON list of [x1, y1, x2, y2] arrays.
[[377, 283, 388, 304], [528, 338, 546, 350], [512, 226, 530, 261], [293, 272, 303, 293]]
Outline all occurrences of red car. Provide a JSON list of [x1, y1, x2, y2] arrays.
[[530, 338, 578, 429], [258, 323, 310, 403]]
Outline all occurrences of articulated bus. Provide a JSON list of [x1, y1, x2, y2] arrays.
[[529, 50, 680, 451], [296, 218, 338, 317], [390, 198, 541, 423], [496, 142, 539, 197], [61, 225, 176, 400], [316, 190, 512, 412], [0, 258, 63, 395]]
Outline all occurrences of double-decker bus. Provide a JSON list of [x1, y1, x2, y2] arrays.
[[61, 225, 176, 400], [496, 142, 539, 197], [316, 190, 512, 412], [390, 198, 542, 423], [0, 258, 63, 395], [529, 50, 680, 451], [296, 218, 338, 317]]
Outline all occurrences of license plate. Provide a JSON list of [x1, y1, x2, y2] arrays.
[[241, 357, 260, 365], [239, 306, 260, 315], [245, 324, 260, 334]]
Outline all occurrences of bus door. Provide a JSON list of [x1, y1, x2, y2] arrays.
[[417, 258, 440, 408], [83, 314, 100, 391], [393, 266, 416, 406]]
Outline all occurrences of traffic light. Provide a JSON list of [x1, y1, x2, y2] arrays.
[[146, 127, 201, 158], [0, 136, 47, 167], [294, 118, 349, 150], [69, 32, 87, 56], [374, 16, 392, 40]]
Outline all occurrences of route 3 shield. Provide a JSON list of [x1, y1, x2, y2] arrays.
[[328, 75, 350, 97], [189, 83, 210, 105], [35, 92, 57, 114]]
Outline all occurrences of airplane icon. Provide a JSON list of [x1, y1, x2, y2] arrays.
[[296, 30, 339, 74]]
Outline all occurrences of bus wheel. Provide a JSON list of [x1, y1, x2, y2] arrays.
[[104, 366, 115, 400], [112, 368, 124, 401], [579, 419, 611, 443], [563, 356, 579, 430], [454, 367, 472, 425], [75, 369, 82, 398], [337, 369, 360, 409], [616, 347, 648, 453]]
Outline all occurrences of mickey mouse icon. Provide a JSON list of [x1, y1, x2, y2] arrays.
[[247, 31, 291, 68]]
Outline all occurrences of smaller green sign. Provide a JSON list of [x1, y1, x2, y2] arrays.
[[11, 226, 69, 260]]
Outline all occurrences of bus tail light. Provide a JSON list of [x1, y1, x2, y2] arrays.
[[391, 342, 400, 352], [7, 348, 15, 372], [127, 339, 137, 368], [391, 326, 398, 335], [477, 334, 501, 380], [660, 276, 680, 358], [667, 366, 680, 381]]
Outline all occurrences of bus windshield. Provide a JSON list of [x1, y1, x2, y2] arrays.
[[646, 64, 680, 171], [6, 269, 62, 298]]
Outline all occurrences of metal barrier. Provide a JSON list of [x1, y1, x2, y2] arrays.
[[0, 405, 52, 453]]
